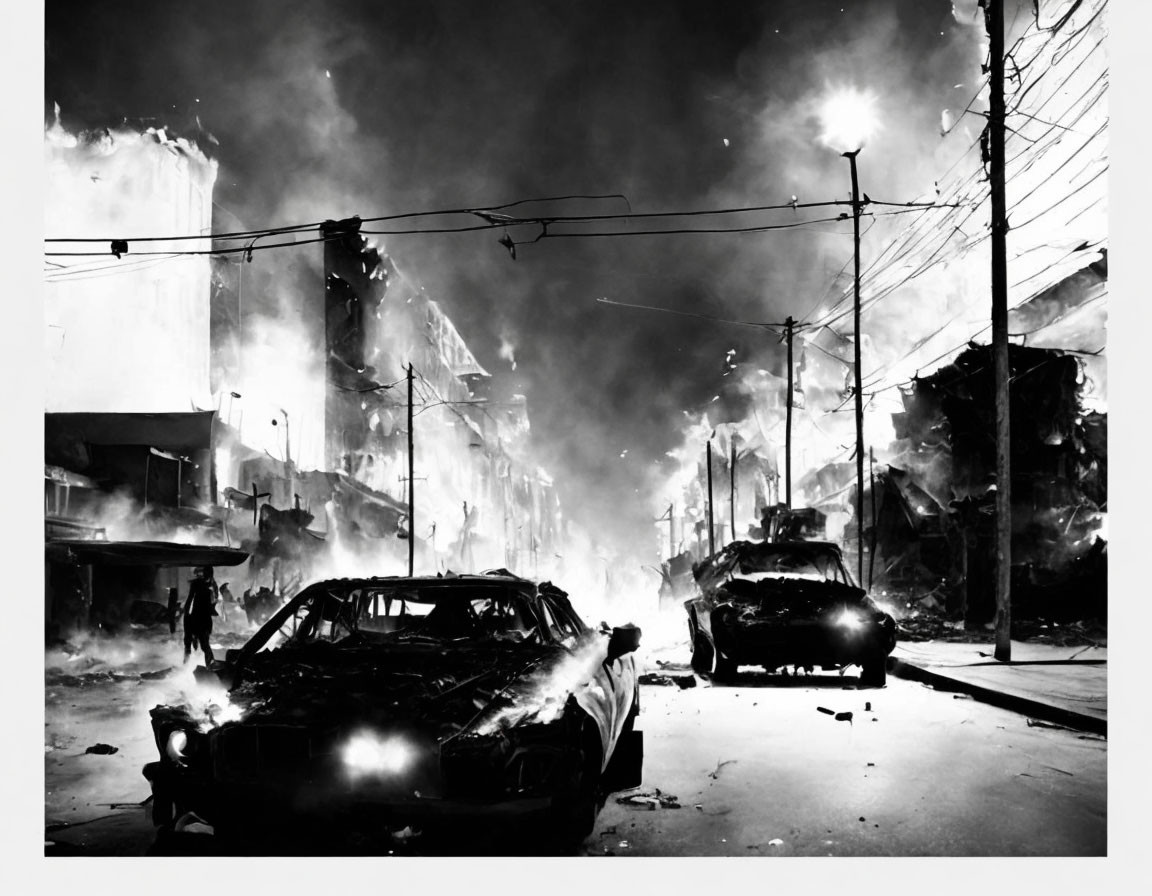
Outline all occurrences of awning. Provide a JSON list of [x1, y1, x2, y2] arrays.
[[46, 540, 249, 568], [45, 411, 215, 452]]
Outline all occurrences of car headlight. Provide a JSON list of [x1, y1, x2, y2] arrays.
[[341, 731, 415, 780], [834, 609, 865, 630]]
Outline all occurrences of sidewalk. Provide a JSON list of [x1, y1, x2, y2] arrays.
[[888, 640, 1107, 735]]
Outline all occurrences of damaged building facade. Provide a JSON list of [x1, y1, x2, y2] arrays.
[[44, 119, 560, 637], [655, 0, 1107, 625]]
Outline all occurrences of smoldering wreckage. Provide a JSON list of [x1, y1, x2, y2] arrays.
[[42, 54, 1108, 853], [144, 574, 644, 854]]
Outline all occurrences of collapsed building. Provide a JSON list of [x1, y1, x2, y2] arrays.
[[44, 117, 560, 637]]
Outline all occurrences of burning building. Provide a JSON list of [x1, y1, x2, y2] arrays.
[[43, 108, 563, 637]]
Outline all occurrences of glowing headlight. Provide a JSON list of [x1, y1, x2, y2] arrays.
[[165, 730, 189, 765], [342, 731, 414, 780], [835, 609, 864, 630]]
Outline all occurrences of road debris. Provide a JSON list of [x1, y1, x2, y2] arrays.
[[84, 743, 118, 755], [768, 838, 784, 846], [708, 759, 738, 779], [834, 711, 854, 722], [817, 706, 834, 715], [616, 788, 682, 809], [638, 671, 698, 689]]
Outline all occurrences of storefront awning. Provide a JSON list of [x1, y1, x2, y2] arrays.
[[46, 540, 249, 568]]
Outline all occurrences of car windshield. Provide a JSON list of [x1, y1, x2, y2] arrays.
[[734, 547, 854, 586], [276, 582, 544, 647]]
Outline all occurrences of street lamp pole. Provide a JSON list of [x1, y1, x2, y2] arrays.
[[844, 148, 866, 586]]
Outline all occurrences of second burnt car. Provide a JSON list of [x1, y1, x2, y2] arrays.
[[144, 571, 642, 853], [684, 540, 896, 686]]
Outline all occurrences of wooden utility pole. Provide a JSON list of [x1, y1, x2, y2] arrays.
[[868, 447, 877, 590], [987, 0, 1012, 661], [706, 440, 716, 556], [784, 315, 794, 508], [407, 362, 415, 577], [730, 443, 737, 541], [845, 148, 866, 586]]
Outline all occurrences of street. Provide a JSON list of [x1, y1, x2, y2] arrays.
[[44, 625, 1106, 857]]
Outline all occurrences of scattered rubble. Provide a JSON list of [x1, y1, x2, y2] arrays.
[[84, 743, 118, 755], [616, 788, 682, 810], [638, 672, 697, 689], [708, 760, 737, 779]]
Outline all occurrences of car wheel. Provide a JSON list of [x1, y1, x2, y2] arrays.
[[713, 651, 738, 681], [548, 733, 602, 852], [860, 657, 887, 687], [690, 629, 715, 675]]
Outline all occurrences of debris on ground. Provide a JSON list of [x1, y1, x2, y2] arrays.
[[139, 668, 174, 681], [84, 743, 118, 755], [865, 702, 872, 711], [817, 706, 834, 715], [834, 711, 854, 722], [638, 672, 697, 689], [599, 825, 617, 837], [768, 838, 784, 846], [952, 693, 973, 700], [390, 826, 421, 842], [616, 788, 682, 809], [708, 759, 738, 779]]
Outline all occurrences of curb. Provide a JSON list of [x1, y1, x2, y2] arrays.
[[887, 657, 1107, 737]]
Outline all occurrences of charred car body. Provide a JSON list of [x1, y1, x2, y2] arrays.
[[144, 572, 642, 851], [685, 541, 895, 686]]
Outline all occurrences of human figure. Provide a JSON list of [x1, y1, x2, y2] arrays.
[[183, 566, 218, 665], [218, 582, 233, 624]]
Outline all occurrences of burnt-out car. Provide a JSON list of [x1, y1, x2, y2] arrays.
[[144, 572, 642, 852], [684, 541, 895, 686]]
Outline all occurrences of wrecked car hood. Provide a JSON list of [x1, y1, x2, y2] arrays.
[[222, 639, 555, 731]]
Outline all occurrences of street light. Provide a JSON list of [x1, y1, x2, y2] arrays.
[[817, 86, 878, 585]]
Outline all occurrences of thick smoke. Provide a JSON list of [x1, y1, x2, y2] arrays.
[[45, 0, 993, 582]]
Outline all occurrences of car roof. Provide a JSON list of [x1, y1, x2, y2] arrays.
[[302, 573, 541, 595]]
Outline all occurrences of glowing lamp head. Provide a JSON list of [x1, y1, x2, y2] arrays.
[[834, 608, 865, 631], [816, 86, 880, 153], [342, 731, 414, 780]]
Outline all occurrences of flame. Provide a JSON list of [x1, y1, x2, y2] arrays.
[[473, 637, 608, 734], [816, 86, 880, 152]]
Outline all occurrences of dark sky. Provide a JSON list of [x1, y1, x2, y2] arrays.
[[45, 0, 982, 559]]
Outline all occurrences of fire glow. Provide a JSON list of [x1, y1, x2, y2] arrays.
[[474, 638, 608, 734]]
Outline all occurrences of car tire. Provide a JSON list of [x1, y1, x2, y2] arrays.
[[713, 651, 738, 681], [548, 733, 602, 853], [690, 630, 715, 675], [860, 657, 887, 687]]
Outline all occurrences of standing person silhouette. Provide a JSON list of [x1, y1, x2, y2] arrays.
[[182, 566, 218, 665]]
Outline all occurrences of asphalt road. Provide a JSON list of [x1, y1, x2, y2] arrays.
[[44, 630, 1106, 857], [585, 664, 1107, 857]]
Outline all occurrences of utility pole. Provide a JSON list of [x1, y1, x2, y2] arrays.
[[868, 447, 877, 590], [784, 315, 794, 508], [987, 0, 1012, 661], [730, 443, 737, 542], [407, 362, 415, 577], [706, 440, 716, 556], [845, 148, 866, 586]]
